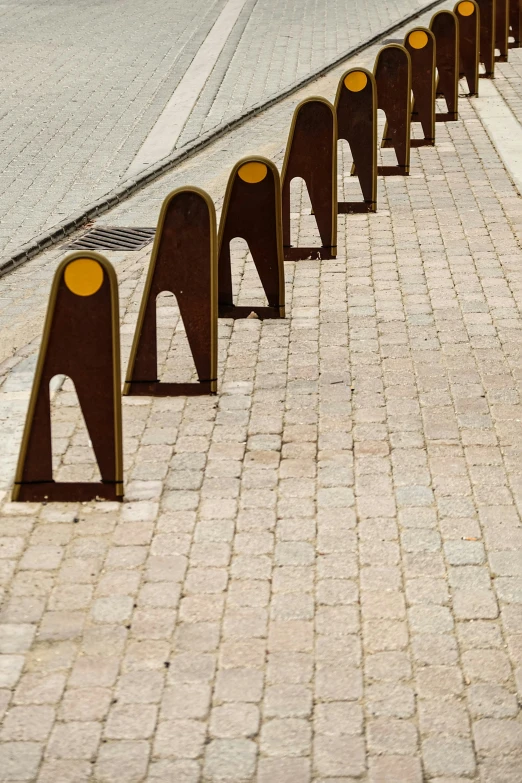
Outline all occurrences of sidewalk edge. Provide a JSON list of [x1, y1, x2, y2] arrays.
[[471, 79, 522, 198]]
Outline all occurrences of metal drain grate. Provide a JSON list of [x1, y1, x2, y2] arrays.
[[67, 226, 156, 252]]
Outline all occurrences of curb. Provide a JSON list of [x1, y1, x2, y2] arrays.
[[0, 0, 444, 279]]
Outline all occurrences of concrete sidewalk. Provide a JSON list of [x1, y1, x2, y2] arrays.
[[1, 4, 522, 781]]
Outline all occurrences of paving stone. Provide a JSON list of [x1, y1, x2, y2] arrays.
[[453, 589, 499, 620], [46, 721, 102, 760], [94, 740, 150, 783], [209, 703, 259, 738], [147, 759, 200, 782], [0, 654, 24, 687], [59, 687, 112, 722], [313, 734, 366, 777], [214, 668, 264, 703], [422, 737, 476, 777], [153, 719, 206, 759], [313, 702, 363, 736], [105, 703, 158, 740], [467, 684, 519, 719], [0, 742, 42, 781], [0, 705, 54, 742], [0, 623, 36, 653], [260, 718, 311, 757], [36, 759, 92, 783], [257, 756, 311, 783], [478, 757, 522, 783], [203, 738, 257, 781], [367, 718, 418, 755], [369, 755, 423, 783], [161, 683, 211, 720], [419, 698, 470, 736], [13, 672, 67, 705], [473, 718, 522, 755]]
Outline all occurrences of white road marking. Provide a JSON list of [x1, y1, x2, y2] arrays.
[[471, 78, 522, 196], [127, 0, 248, 179]]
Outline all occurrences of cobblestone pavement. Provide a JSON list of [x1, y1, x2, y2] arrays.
[[2, 6, 522, 781], [0, 0, 431, 262]]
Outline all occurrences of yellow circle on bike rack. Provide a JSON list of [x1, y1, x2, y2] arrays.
[[409, 30, 429, 48], [238, 162, 268, 183], [344, 71, 368, 92], [64, 258, 104, 297], [458, 1, 475, 15]]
